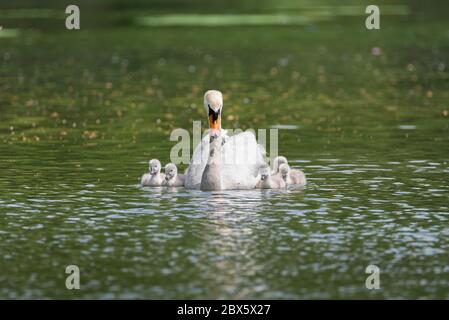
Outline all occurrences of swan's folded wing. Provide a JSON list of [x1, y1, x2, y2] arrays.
[[186, 130, 267, 190], [222, 131, 266, 172], [220, 131, 266, 189], [185, 140, 208, 189], [256, 143, 268, 168]]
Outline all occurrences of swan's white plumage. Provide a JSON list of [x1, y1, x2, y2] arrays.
[[185, 130, 266, 190]]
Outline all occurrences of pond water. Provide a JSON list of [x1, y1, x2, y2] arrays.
[[0, 1, 448, 299]]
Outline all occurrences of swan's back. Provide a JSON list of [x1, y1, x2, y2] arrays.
[[185, 130, 266, 190]]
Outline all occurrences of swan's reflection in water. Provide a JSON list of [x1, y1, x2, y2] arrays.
[[141, 187, 296, 298], [171, 189, 292, 298]]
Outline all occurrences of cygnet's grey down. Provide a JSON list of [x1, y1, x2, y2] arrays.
[[141, 159, 165, 186], [279, 163, 306, 187], [273, 156, 307, 186], [256, 166, 286, 189], [163, 163, 186, 187]]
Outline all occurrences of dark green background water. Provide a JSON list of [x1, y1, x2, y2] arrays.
[[0, 1, 448, 298]]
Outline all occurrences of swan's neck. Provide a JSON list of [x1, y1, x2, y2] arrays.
[[200, 136, 223, 191]]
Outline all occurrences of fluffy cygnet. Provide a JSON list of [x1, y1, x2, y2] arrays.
[[163, 163, 186, 187], [256, 166, 286, 189], [141, 159, 165, 186], [279, 163, 306, 187], [273, 156, 307, 186]]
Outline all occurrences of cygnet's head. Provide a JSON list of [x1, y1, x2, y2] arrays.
[[149, 159, 161, 175], [279, 163, 290, 181], [164, 163, 178, 180], [259, 166, 271, 181], [204, 90, 223, 137], [273, 156, 288, 173]]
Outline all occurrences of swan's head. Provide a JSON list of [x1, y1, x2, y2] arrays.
[[204, 90, 223, 137], [273, 156, 288, 173], [259, 166, 271, 181], [279, 163, 290, 181], [164, 163, 178, 180], [149, 159, 161, 175]]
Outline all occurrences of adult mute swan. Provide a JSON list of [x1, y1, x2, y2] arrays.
[[185, 90, 267, 190], [141, 159, 165, 186], [163, 163, 186, 187]]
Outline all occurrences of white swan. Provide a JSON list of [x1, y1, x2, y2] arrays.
[[185, 90, 267, 190], [279, 163, 307, 187], [163, 163, 186, 187], [273, 156, 307, 186], [200, 135, 224, 191], [256, 166, 286, 189], [141, 159, 165, 186]]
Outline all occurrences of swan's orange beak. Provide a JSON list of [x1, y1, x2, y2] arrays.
[[209, 109, 221, 137]]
